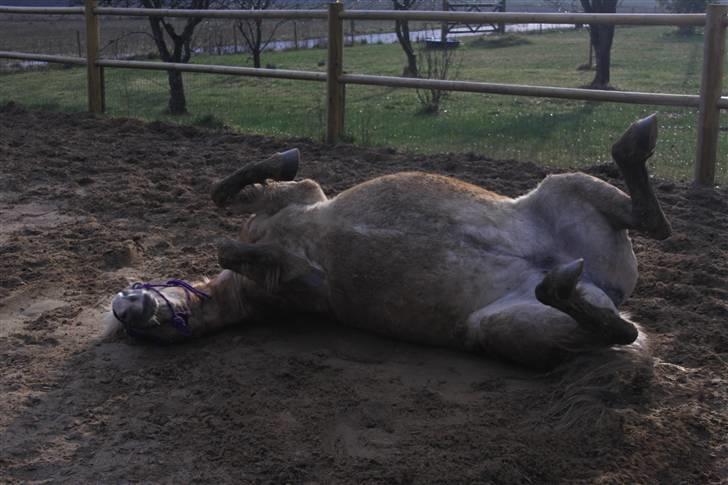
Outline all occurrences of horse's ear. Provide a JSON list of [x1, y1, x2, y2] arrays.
[[217, 239, 322, 293]]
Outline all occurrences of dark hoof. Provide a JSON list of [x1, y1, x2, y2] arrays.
[[211, 148, 301, 207], [535, 259, 639, 346], [278, 148, 300, 182], [535, 259, 584, 305], [612, 113, 658, 166]]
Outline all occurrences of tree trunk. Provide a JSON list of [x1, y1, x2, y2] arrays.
[[252, 49, 262, 68], [167, 70, 187, 115], [395, 19, 418, 77], [588, 23, 615, 89], [580, 0, 618, 90]]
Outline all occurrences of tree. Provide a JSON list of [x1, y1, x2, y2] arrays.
[[580, 0, 618, 90], [144, 0, 213, 114], [97, 0, 214, 114], [415, 44, 461, 114], [228, 0, 286, 68], [393, 0, 419, 77], [659, 0, 707, 35]]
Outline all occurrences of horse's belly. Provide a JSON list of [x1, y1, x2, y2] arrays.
[[320, 231, 532, 348]]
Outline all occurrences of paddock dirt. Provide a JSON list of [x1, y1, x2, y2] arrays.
[[1, 102, 726, 483]]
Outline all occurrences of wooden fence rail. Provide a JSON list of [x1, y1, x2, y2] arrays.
[[0, 2, 726, 185]]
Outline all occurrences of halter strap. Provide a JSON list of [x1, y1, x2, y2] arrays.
[[116, 279, 210, 337]]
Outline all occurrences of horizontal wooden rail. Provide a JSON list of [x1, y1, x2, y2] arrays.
[[96, 59, 327, 82], [0, 5, 709, 28], [85, 7, 708, 27], [341, 11, 707, 26], [342, 73, 728, 109], [94, 7, 328, 20], [0, 7, 84, 15], [3, 51, 727, 110], [0, 51, 87, 66]]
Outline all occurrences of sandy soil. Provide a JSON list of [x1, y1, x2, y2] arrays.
[[0, 102, 726, 484]]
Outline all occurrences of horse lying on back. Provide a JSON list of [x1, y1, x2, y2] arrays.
[[107, 114, 670, 370]]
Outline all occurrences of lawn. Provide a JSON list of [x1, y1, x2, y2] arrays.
[[1, 25, 726, 183]]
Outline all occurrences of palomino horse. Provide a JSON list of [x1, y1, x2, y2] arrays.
[[108, 114, 669, 369]]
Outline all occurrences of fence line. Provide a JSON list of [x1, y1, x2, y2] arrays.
[[341, 74, 726, 108], [0, 51, 87, 65], [97, 59, 327, 82], [94, 7, 329, 20], [0, 7, 83, 15], [0, 2, 726, 185], [340, 11, 708, 25]]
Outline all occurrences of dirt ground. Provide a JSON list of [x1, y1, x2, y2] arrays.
[[0, 102, 726, 484]]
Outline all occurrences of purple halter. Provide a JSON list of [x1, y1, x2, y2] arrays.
[[121, 279, 210, 337]]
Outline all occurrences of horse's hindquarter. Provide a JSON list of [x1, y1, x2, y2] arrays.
[[519, 178, 639, 306], [311, 173, 539, 347]]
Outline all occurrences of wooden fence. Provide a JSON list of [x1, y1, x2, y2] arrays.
[[1, 1, 726, 185]]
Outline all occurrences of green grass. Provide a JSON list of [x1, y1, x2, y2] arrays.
[[1, 25, 726, 183]]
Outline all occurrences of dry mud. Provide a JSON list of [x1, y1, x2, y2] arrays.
[[0, 103, 726, 483]]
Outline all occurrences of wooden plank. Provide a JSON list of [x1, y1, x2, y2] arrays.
[[342, 11, 706, 26], [94, 7, 327, 20], [96, 59, 326, 82], [340, 73, 717, 108], [0, 7, 83, 15], [0, 51, 86, 65], [1, 6, 702, 27], [84, 0, 104, 113], [694, 4, 728, 186], [326, 2, 345, 144], [91, 7, 708, 26]]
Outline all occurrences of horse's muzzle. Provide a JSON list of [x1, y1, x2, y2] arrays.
[[112, 289, 158, 328]]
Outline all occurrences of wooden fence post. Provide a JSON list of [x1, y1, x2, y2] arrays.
[[695, 3, 727, 186], [441, 0, 449, 44], [326, 1, 344, 144], [84, 0, 104, 113], [497, 0, 506, 34]]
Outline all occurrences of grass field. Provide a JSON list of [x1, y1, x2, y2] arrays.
[[1, 24, 726, 183]]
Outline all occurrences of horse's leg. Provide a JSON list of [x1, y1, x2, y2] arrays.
[[217, 239, 327, 300], [534, 259, 638, 345], [610, 113, 671, 239], [470, 263, 639, 369], [228, 179, 327, 216], [470, 299, 586, 369], [211, 148, 301, 207], [530, 114, 670, 240]]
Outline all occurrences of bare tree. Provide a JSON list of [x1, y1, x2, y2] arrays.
[[145, 0, 214, 114], [393, 0, 419, 77], [415, 45, 461, 114], [227, 0, 286, 68], [580, 0, 618, 90], [97, 0, 214, 114]]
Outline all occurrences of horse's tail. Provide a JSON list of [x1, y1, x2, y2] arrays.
[[545, 318, 653, 431]]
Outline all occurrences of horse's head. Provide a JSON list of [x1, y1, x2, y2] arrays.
[[106, 272, 247, 343]]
